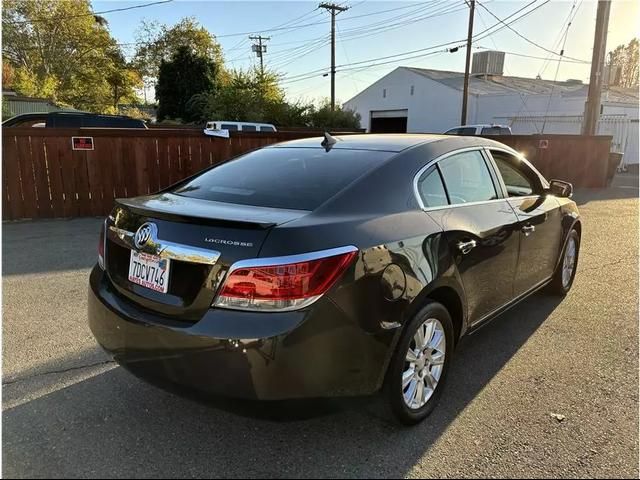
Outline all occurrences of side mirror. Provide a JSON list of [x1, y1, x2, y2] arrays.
[[548, 179, 573, 198]]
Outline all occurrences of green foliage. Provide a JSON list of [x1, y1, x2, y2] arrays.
[[134, 17, 224, 88], [2, 0, 141, 112], [187, 68, 291, 123], [607, 38, 639, 88], [185, 69, 360, 129], [119, 106, 153, 122], [156, 46, 218, 122], [306, 100, 362, 130]]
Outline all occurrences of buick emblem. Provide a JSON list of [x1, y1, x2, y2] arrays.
[[134, 222, 155, 249]]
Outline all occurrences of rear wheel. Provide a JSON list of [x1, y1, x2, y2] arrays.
[[549, 229, 580, 295], [384, 302, 454, 425]]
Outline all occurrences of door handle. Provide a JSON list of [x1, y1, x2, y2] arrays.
[[522, 225, 536, 236], [457, 239, 477, 255]]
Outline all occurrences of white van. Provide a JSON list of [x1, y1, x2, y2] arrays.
[[205, 121, 277, 133]]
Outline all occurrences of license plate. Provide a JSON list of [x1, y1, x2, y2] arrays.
[[128, 251, 170, 293]]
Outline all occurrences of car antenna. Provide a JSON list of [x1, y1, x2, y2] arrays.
[[321, 131, 338, 152]]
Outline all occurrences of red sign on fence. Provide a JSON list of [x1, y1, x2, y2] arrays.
[[72, 136, 94, 151]]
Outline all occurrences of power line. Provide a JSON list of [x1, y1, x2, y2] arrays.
[[5, 0, 174, 25], [276, 0, 554, 86], [476, 48, 588, 65], [538, 0, 584, 76], [474, 8, 541, 132], [476, 0, 588, 63], [541, 0, 578, 132]]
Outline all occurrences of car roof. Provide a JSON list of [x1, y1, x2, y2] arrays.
[[269, 134, 450, 152], [269, 133, 515, 153]]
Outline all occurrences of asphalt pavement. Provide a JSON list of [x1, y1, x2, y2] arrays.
[[3, 174, 638, 478]]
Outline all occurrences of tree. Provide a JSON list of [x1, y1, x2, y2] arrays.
[[3, 61, 15, 88], [607, 38, 639, 88], [156, 46, 217, 121], [2, 0, 141, 112], [134, 17, 225, 92], [106, 50, 143, 109], [186, 68, 308, 125], [307, 100, 361, 130]]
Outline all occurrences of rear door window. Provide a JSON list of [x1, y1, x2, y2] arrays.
[[438, 150, 498, 204], [173, 147, 394, 210], [417, 167, 448, 208]]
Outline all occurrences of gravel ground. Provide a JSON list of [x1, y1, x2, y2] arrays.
[[3, 174, 638, 478]]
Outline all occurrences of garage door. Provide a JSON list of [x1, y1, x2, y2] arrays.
[[370, 110, 408, 133]]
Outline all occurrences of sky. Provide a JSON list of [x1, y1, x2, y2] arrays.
[[92, 0, 640, 104]]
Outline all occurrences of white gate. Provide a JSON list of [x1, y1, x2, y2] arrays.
[[494, 113, 638, 167]]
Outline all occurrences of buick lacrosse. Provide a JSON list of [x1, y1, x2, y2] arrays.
[[89, 134, 580, 424]]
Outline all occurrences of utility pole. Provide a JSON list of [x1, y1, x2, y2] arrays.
[[461, 0, 475, 126], [582, 0, 611, 135], [249, 35, 270, 79], [319, 2, 348, 111]]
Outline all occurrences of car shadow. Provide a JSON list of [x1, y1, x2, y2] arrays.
[[2, 218, 103, 276], [3, 293, 562, 478], [573, 173, 639, 206]]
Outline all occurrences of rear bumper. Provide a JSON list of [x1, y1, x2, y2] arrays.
[[88, 265, 390, 400]]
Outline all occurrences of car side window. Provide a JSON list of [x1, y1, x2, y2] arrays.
[[417, 166, 448, 208], [490, 151, 536, 197], [438, 150, 497, 204], [221, 124, 238, 131], [242, 125, 257, 132]]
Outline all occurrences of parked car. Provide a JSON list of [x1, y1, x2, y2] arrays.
[[444, 124, 512, 136], [205, 120, 277, 132], [2, 112, 147, 128], [88, 134, 580, 424]]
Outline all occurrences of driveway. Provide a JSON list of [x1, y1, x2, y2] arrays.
[[3, 174, 638, 478]]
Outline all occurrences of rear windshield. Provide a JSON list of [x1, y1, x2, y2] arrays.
[[173, 147, 393, 210], [445, 127, 477, 135], [481, 127, 511, 135]]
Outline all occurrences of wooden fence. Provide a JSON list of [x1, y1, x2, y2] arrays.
[[488, 134, 614, 189], [2, 128, 612, 220]]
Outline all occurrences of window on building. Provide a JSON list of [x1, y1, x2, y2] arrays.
[[410, 85, 414, 96], [383, 88, 386, 98]]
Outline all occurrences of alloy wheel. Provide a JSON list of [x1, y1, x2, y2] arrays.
[[562, 237, 577, 288], [402, 318, 446, 410]]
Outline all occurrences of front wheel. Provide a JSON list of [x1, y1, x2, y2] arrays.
[[548, 228, 580, 295], [384, 302, 454, 425]]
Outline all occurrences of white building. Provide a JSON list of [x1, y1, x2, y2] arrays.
[[343, 53, 639, 169]]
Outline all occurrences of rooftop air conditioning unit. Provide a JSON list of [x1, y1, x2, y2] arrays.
[[471, 51, 505, 77]]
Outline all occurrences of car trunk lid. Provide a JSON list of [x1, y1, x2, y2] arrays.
[[104, 193, 309, 321]]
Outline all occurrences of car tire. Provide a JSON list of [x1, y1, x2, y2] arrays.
[[384, 301, 454, 425], [548, 228, 580, 296]]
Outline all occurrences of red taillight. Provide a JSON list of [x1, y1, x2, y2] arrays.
[[98, 221, 106, 269], [214, 248, 358, 311]]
